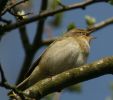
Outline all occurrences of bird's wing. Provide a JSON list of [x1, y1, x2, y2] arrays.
[[24, 55, 41, 78], [25, 37, 62, 77], [25, 30, 72, 77]]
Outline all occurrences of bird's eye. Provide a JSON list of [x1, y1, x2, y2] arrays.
[[78, 32, 86, 35], [83, 33, 86, 35], [78, 32, 82, 34]]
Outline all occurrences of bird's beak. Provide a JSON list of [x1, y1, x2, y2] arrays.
[[87, 35, 96, 43], [90, 35, 96, 40]]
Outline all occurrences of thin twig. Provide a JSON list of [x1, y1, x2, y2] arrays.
[[0, 0, 9, 15], [0, 17, 11, 24], [10, 0, 31, 53], [1, 0, 29, 16], [0, 64, 6, 83], [33, 0, 48, 49], [2, 0, 108, 32], [89, 17, 113, 32]]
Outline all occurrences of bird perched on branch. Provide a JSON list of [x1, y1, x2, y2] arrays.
[[11, 28, 94, 92]]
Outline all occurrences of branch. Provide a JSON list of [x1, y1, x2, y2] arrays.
[[88, 17, 113, 32], [21, 56, 113, 99], [19, 26, 30, 53], [1, 0, 29, 16], [2, 0, 108, 32], [10, 0, 31, 54], [32, 0, 48, 50], [0, 0, 8, 14], [0, 64, 7, 84]]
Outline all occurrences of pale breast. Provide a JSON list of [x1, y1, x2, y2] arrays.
[[75, 37, 90, 66]]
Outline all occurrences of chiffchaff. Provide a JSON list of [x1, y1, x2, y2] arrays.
[[16, 28, 93, 91]]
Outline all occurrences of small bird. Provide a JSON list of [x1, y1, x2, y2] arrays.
[[16, 28, 93, 91]]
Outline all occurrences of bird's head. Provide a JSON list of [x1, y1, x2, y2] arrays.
[[65, 28, 95, 43]]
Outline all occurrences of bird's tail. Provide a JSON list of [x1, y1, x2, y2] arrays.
[[8, 66, 46, 98], [8, 76, 29, 98], [16, 76, 30, 90]]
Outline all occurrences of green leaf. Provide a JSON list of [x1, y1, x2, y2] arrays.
[[67, 23, 76, 31], [49, 0, 63, 27], [53, 13, 63, 27], [85, 15, 96, 26], [57, 0, 61, 4], [50, 0, 58, 9]]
